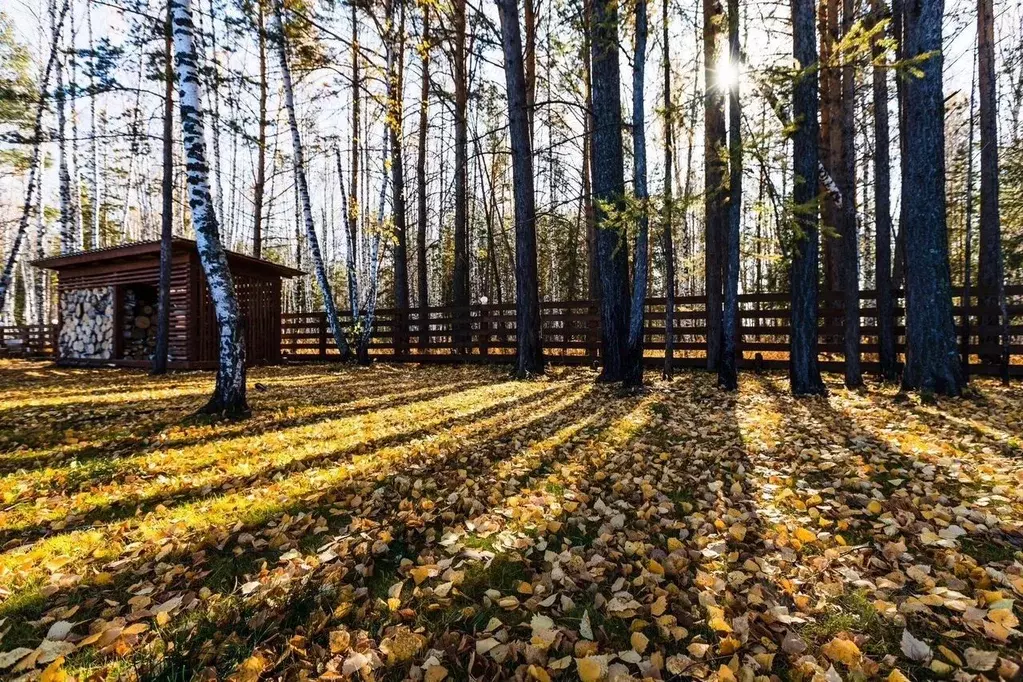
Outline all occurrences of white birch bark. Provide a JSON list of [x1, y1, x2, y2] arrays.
[[357, 130, 391, 361], [88, 0, 100, 247], [0, 0, 69, 313], [55, 10, 74, 255], [271, 0, 352, 358], [171, 0, 248, 414]]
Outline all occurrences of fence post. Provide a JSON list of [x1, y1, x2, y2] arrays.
[[319, 314, 328, 359]]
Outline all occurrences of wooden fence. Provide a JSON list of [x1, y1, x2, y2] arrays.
[[5, 286, 1021, 376], [281, 286, 1023, 377]]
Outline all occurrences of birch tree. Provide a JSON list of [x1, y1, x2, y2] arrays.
[[170, 0, 248, 415], [271, 0, 351, 359], [0, 0, 69, 314]]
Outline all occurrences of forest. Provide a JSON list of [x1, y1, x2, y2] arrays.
[[0, 0, 1022, 678]]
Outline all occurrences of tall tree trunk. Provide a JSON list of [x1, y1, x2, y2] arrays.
[[350, 2, 361, 292], [661, 0, 675, 380], [56, 14, 73, 256], [962, 53, 976, 377], [626, 0, 649, 387], [892, 0, 907, 287], [789, 0, 826, 395], [271, 0, 351, 358], [871, 0, 897, 381], [820, 0, 841, 292], [356, 132, 391, 364], [719, 0, 740, 390], [0, 0, 69, 313], [900, 0, 962, 395], [170, 0, 248, 415], [590, 0, 632, 383], [703, 0, 726, 371], [88, 0, 100, 248], [840, 0, 862, 386], [253, 0, 267, 258], [35, 153, 47, 324], [416, 5, 431, 349], [583, 0, 598, 300], [977, 0, 1002, 361], [523, 0, 536, 139], [451, 0, 470, 350], [153, 0, 175, 375], [389, 0, 409, 318], [336, 146, 359, 317], [497, 0, 544, 377]]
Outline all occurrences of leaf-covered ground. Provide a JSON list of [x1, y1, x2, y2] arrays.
[[0, 360, 1021, 682]]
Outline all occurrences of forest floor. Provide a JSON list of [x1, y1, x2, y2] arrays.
[[0, 361, 1021, 681]]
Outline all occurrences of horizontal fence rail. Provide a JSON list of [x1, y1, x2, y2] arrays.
[[281, 286, 1023, 377], [6, 286, 1021, 377]]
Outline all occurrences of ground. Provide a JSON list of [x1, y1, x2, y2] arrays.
[[0, 361, 1021, 682]]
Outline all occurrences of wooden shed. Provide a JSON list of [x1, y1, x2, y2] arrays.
[[33, 238, 303, 369]]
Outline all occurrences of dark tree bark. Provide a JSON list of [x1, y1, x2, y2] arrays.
[[790, 0, 827, 396], [171, 0, 248, 416], [451, 0, 470, 349], [417, 5, 431, 349], [350, 2, 360, 289], [583, 0, 598, 301], [718, 0, 740, 390], [389, 0, 409, 314], [590, 0, 632, 383], [703, 0, 726, 371], [661, 0, 676, 380], [153, 0, 174, 375], [977, 0, 1002, 357], [252, 0, 267, 259], [524, 0, 536, 138], [900, 0, 963, 395], [840, 0, 862, 387], [962, 56, 976, 377], [870, 0, 897, 381], [496, 0, 543, 377], [625, 0, 649, 387]]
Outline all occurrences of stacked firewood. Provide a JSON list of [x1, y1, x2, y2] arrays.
[[122, 290, 158, 359]]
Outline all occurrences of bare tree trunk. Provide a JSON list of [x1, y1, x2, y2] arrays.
[[871, 0, 897, 381], [0, 0, 69, 313], [703, 0, 726, 371], [524, 0, 536, 139], [56, 10, 73, 256], [153, 0, 174, 375], [416, 5, 431, 348], [582, 0, 598, 300], [171, 0, 248, 415], [252, 0, 267, 259], [962, 51, 976, 377], [497, 0, 544, 377], [271, 0, 351, 358], [590, 0, 632, 383], [88, 0, 100, 248], [626, 0, 649, 387], [790, 0, 826, 395], [900, 0, 962, 395], [977, 0, 1002, 361], [661, 0, 675, 380], [840, 0, 862, 386], [388, 0, 410, 350], [451, 0, 470, 350], [718, 0, 740, 390]]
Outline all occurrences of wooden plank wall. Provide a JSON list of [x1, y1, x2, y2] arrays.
[[56, 255, 193, 361]]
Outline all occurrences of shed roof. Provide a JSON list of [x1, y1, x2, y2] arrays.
[[32, 238, 305, 278]]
